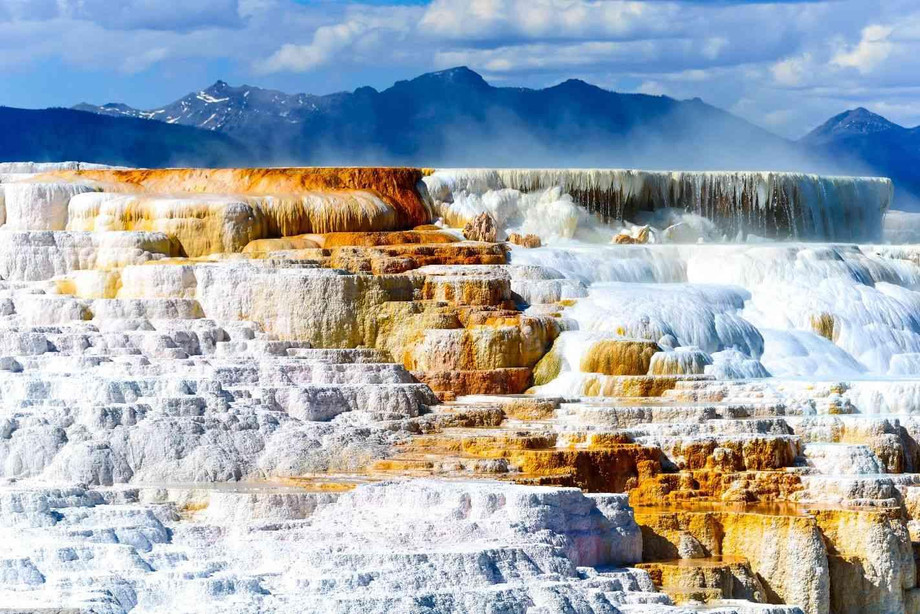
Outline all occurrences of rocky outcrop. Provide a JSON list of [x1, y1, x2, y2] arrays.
[[462, 211, 498, 242], [507, 232, 541, 248], [637, 507, 830, 614]]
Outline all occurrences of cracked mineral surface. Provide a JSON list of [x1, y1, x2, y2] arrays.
[[0, 163, 916, 613]]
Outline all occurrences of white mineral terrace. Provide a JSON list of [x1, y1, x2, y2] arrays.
[[424, 168, 893, 242], [1, 163, 919, 614]]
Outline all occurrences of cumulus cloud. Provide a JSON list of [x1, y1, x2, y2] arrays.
[[0, 0, 328, 75], [832, 25, 895, 73], [255, 8, 419, 73], [771, 53, 815, 87]]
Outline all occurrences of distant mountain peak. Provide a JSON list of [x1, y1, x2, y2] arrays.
[[74, 78, 326, 132], [555, 78, 595, 90], [101, 103, 136, 111], [72, 101, 151, 120], [416, 66, 489, 88], [799, 106, 920, 208], [202, 80, 239, 96], [803, 107, 901, 144], [834, 107, 898, 130], [430, 66, 479, 78]]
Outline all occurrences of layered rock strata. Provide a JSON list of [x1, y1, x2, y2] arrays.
[[0, 163, 916, 614]]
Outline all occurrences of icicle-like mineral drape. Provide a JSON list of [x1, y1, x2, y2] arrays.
[[425, 169, 893, 241]]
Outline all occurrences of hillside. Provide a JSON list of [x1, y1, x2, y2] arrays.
[[0, 106, 250, 168], [801, 107, 920, 208]]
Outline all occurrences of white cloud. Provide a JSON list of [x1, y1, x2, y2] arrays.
[[702, 37, 728, 60], [832, 24, 894, 73], [418, 0, 665, 42], [255, 8, 419, 73], [637, 80, 667, 96], [771, 53, 814, 87], [0, 0, 329, 74], [257, 21, 368, 73], [120, 47, 171, 74], [435, 40, 658, 74]]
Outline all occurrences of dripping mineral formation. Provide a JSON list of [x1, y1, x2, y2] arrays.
[[2, 163, 919, 614]]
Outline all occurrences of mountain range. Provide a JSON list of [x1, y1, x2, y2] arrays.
[[1, 66, 917, 208], [72, 67, 794, 170]]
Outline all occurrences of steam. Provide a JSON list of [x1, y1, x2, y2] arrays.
[[275, 97, 907, 211]]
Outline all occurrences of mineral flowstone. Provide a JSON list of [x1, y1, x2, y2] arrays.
[[0, 163, 916, 614]]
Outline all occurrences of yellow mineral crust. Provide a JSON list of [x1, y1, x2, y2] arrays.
[[242, 235, 322, 255], [501, 398, 558, 421], [635, 507, 830, 614], [647, 349, 712, 375], [67, 193, 265, 257], [512, 445, 662, 492], [532, 346, 563, 386], [810, 312, 838, 342], [634, 503, 919, 614], [420, 275, 512, 306], [387, 306, 557, 395], [580, 339, 661, 376], [327, 242, 506, 274], [413, 368, 534, 396], [630, 468, 804, 505], [386, 429, 663, 492], [67, 190, 421, 257], [405, 326, 546, 371], [277, 477, 359, 492], [318, 230, 457, 248], [662, 438, 800, 472], [580, 374, 685, 397], [63, 270, 123, 299], [242, 229, 458, 258], [637, 556, 766, 605]]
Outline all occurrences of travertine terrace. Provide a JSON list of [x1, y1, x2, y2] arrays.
[[1, 162, 918, 613]]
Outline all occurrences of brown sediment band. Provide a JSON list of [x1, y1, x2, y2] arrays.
[[41, 166, 432, 229]]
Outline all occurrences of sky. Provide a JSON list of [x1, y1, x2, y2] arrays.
[[0, 0, 917, 139]]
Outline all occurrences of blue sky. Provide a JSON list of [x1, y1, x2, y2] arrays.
[[0, 0, 917, 138]]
